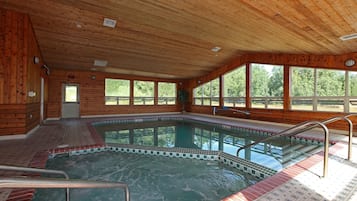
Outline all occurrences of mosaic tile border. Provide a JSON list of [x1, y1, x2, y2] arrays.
[[66, 144, 276, 180]]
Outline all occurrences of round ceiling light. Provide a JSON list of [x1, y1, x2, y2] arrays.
[[344, 59, 356, 67]]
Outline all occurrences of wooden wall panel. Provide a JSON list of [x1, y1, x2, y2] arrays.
[[0, 9, 45, 135], [0, 104, 26, 135], [0, 9, 29, 104], [47, 69, 182, 118]]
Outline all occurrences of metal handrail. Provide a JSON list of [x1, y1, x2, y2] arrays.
[[0, 177, 130, 201], [213, 107, 250, 115], [237, 115, 355, 160], [236, 121, 330, 177], [0, 165, 130, 201], [343, 113, 357, 161], [0, 165, 70, 201]]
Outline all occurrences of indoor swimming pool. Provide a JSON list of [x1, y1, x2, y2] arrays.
[[93, 117, 324, 171], [33, 115, 326, 201]]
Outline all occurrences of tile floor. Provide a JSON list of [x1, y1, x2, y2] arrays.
[[0, 114, 356, 201]]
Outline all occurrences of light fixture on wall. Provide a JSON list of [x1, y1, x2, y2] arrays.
[[344, 58, 356, 67], [33, 56, 40, 64], [28, 91, 36, 97], [90, 75, 96, 80], [42, 64, 50, 75]]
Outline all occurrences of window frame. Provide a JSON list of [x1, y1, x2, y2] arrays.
[[158, 82, 177, 105], [104, 78, 131, 105]]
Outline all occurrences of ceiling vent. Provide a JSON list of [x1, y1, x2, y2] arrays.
[[103, 18, 117, 28], [340, 33, 357, 41], [211, 46, 222, 52], [94, 59, 108, 67]]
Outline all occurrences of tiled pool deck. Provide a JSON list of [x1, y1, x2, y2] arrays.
[[0, 113, 356, 201]]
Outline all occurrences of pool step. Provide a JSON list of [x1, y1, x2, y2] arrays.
[[281, 145, 323, 167]]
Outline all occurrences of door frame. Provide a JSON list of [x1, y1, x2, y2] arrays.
[[61, 83, 80, 118]]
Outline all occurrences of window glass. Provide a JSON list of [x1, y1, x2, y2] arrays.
[[64, 85, 78, 102], [223, 66, 246, 107], [193, 78, 220, 106], [158, 82, 176, 105], [104, 79, 130, 105], [291, 67, 314, 97], [250, 63, 283, 109], [317, 69, 345, 96], [134, 80, 154, 105]]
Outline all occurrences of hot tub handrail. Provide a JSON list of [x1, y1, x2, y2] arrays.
[[0, 177, 130, 201], [0, 165, 130, 201], [0, 165, 70, 201]]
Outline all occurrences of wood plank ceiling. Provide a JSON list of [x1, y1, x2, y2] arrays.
[[1, 0, 357, 79]]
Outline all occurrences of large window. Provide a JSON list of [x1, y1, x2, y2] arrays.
[[250, 63, 284, 109], [349, 72, 357, 112], [158, 82, 176, 105], [193, 78, 220, 106], [291, 67, 356, 112], [291, 67, 314, 110], [223, 65, 246, 107], [105, 79, 130, 105], [134, 80, 154, 105]]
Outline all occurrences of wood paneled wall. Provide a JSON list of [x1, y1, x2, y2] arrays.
[[47, 70, 182, 118], [186, 52, 357, 132], [0, 9, 46, 135]]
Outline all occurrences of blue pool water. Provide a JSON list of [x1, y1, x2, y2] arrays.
[[94, 119, 323, 171], [33, 152, 259, 201]]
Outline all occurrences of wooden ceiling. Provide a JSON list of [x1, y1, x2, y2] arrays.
[[1, 0, 357, 79]]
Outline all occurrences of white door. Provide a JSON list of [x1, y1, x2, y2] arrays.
[[62, 84, 80, 118]]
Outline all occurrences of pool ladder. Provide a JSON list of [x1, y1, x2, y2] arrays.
[[0, 165, 130, 201], [236, 114, 356, 178]]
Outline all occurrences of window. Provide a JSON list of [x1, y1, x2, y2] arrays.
[[105, 79, 130, 105], [134, 80, 154, 105], [291, 67, 356, 112], [316, 69, 345, 112], [291, 67, 314, 110], [250, 63, 284, 109], [64, 85, 79, 103], [223, 65, 246, 107], [158, 82, 176, 105], [193, 78, 220, 106], [349, 72, 357, 112]]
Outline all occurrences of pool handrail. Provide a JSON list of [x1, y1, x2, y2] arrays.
[[236, 114, 357, 177], [213, 107, 250, 115], [0, 165, 130, 201], [236, 114, 354, 161]]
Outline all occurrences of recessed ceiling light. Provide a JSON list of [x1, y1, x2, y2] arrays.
[[103, 18, 117, 28], [211, 46, 222, 52], [340, 33, 357, 41], [94, 59, 108, 67]]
